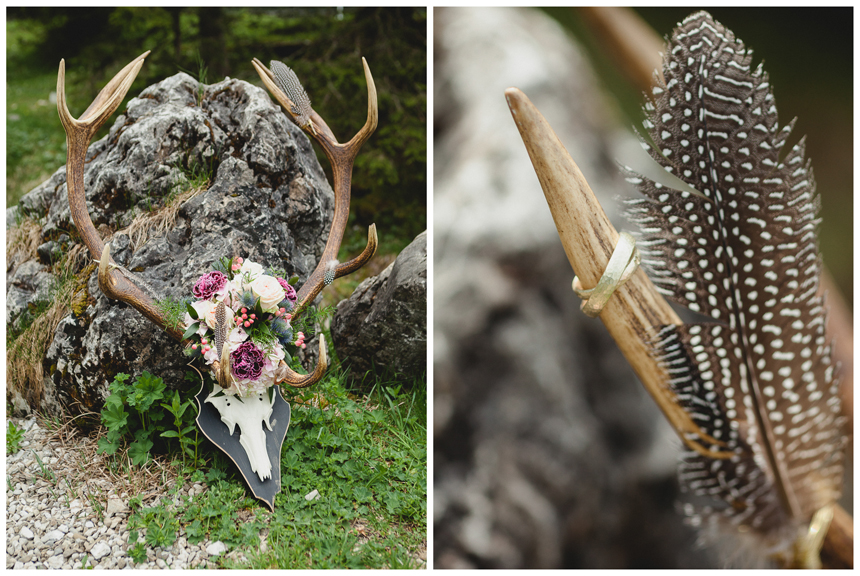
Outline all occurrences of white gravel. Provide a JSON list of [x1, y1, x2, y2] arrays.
[[5, 417, 242, 569]]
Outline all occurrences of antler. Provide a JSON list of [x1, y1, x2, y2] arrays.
[[58, 53, 378, 391], [58, 50, 188, 341], [252, 57, 379, 315], [251, 57, 379, 387]]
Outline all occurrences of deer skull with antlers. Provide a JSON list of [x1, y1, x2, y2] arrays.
[[57, 51, 379, 508]]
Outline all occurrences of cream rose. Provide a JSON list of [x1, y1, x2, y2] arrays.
[[250, 275, 286, 313], [239, 260, 265, 284]]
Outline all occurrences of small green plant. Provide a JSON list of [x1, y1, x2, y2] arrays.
[[129, 503, 180, 554], [160, 390, 200, 468], [6, 421, 24, 454], [97, 371, 201, 468], [192, 51, 208, 107], [98, 372, 162, 465], [87, 490, 105, 524], [128, 494, 143, 511], [185, 519, 206, 544], [127, 539, 147, 565]]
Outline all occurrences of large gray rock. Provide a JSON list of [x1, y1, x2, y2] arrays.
[[331, 230, 426, 383], [7, 72, 334, 416]]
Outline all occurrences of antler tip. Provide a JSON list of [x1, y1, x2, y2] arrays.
[[360, 59, 378, 139], [504, 87, 529, 113], [57, 60, 68, 112], [319, 333, 328, 364], [250, 57, 266, 74], [368, 224, 378, 251], [97, 243, 119, 291]]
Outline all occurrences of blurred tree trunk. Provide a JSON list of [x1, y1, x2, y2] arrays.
[[199, 7, 227, 79], [167, 7, 182, 62]]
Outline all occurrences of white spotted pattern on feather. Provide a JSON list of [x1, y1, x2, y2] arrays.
[[270, 60, 313, 129], [622, 11, 844, 554], [215, 300, 228, 359]]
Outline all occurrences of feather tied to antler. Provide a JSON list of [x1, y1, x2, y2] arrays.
[[270, 60, 315, 133], [622, 11, 845, 565]]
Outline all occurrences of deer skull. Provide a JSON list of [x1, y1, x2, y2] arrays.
[[58, 52, 378, 508], [205, 387, 275, 481]]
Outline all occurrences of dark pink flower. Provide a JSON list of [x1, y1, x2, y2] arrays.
[[193, 271, 228, 300], [231, 341, 265, 381], [278, 277, 298, 303]]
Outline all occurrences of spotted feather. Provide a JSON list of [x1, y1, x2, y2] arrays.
[[270, 60, 313, 130], [623, 11, 844, 562], [214, 300, 228, 360]]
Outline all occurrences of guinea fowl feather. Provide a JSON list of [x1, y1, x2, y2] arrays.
[[621, 11, 845, 563], [270, 60, 313, 130], [214, 300, 228, 359]]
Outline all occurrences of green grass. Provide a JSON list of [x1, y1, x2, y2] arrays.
[[6, 69, 68, 208], [123, 365, 426, 568]]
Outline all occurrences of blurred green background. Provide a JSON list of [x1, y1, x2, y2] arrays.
[[545, 7, 852, 308], [6, 7, 427, 254]]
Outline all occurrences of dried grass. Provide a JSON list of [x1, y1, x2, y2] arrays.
[[6, 217, 43, 268], [84, 426, 183, 503], [7, 244, 90, 408], [28, 409, 183, 507], [122, 183, 208, 251]]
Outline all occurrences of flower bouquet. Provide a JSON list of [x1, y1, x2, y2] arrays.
[[185, 256, 308, 484], [184, 257, 308, 397]]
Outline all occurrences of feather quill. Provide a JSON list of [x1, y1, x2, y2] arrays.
[[622, 11, 845, 565]]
